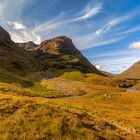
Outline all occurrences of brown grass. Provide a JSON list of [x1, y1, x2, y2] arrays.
[[0, 71, 140, 139]]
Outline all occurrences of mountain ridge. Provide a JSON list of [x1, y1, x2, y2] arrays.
[[0, 26, 106, 78]]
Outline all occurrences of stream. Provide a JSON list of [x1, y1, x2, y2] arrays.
[[126, 88, 139, 92]]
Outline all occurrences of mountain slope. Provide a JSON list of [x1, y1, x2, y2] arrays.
[[29, 36, 105, 75], [0, 26, 11, 41], [16, 36, 105, 76], [118, 60, 140, 79], [0, 26, 106, 83], [0, 26, 43, 84]]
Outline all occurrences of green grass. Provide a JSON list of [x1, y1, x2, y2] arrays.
[[0, 72, 33, 87]]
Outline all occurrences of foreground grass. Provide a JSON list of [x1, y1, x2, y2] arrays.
[[0, 93, 125, 140], [0, 71, 140, 139]]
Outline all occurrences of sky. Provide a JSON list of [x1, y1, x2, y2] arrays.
[[0, 0, 140, 74]]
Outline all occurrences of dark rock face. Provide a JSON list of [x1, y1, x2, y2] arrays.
[[0, 26, 11, 41], [16, 41, 38, 50]]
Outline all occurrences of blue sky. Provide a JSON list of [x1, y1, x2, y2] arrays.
[[0, 0, 140, 74]]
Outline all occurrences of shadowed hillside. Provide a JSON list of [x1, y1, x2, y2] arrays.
[[0, 26, 43, 86]]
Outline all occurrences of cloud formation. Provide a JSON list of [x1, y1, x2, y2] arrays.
[[6, 21, 41, 43], [7, 21, 25, 30], [73, 2, 102, 21], [129, 41, 140, 49]]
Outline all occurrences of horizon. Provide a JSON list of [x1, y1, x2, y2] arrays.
[[1, 0, 140, 74]]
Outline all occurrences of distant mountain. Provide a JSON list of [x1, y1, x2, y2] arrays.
[[118, 60, 140, 79], [0, 26, 106, 79], [101, 71, 115, 77], [16, 41, 38, 50]]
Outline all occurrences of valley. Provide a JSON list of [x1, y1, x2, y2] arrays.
[[0, 26, 140, 140]]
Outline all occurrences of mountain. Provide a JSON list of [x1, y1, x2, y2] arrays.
[[0, 26, 105, 82], [35, 36, 105, 75], [16, 41, 38, 50], [118, 60, 140, 79], [16, 36, 105, 75], [0, 26, 42, 83]]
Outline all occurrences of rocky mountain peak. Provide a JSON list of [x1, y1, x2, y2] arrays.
[[39, 36, 81, 55]]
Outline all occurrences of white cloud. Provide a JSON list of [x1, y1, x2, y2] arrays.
[[129, 41, 140, 49], [75, 35, 124, 50], [95, 56, 140, 74], [89, 50, 140, 59], [6, 20, 41, 44], [95, 10, 139, 37], [95, 65, 101, 70], [0, 0, 139, 54], [72, 2, 102, 21], [0, 0, 41, 43], [10, 30, 41, 44], [95, 19, 121, 36], [0, 0, 33, 21], [119, 24, 140, 35], [97, 57, 137, 66], [7, 21, 26, 30]]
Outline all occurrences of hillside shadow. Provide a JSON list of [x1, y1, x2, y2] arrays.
[[0, 72, 33, 88], [0, 52, 105, 88], [34, 52, 103, 78]]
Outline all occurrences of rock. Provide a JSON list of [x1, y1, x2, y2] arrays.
[[94, 120, 112, 131], [16, 41, 38, 50], [39, 36, 81, 55]]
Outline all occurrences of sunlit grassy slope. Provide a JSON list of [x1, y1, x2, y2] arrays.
[[0, 71, 140, 139], [0, 93, 129, 140], [118, 60, 140, 79]]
